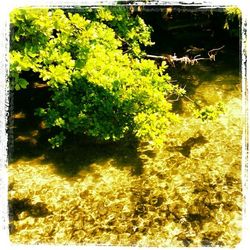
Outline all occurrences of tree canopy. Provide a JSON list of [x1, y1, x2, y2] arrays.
[[10, 7, 185, 147]]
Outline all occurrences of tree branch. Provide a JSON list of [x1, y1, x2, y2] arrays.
[[144, 45, 225, 66]]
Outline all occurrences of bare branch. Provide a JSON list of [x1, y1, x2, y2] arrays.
[[208, 45, 225, 61], [143, 45, 225, 66], [208, 45, 225, 55]]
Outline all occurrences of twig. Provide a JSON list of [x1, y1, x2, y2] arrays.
[[208, 45, 225, 55], [208, 45, 225, 61], [144, 45, 225, 66]]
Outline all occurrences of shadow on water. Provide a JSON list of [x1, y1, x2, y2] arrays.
[[9, 117, 144, 177], [8, 197, 51, 234], [42, 137, 144, 177], [8, 83, 144, 177]]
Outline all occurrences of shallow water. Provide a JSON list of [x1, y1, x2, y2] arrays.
[[8, 45, 243, 246], [170, 48, 241, 117]]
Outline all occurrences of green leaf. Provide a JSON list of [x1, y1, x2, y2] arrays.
[[14, 84, 20, 91], [18, 78, 29, 89], [10, 7, 180, 147]]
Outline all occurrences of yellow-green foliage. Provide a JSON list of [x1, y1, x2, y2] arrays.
[[10, 7, 184, 147], [225, 7, 241, 18], [224, 6, 241, 30]]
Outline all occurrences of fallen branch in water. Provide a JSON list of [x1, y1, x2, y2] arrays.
[[144, 45, 225, 66]]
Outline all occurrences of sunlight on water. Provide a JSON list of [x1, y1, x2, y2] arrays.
[[8, 57, 243, 246]]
